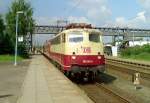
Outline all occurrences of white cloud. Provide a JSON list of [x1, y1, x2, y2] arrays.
[[137, 0, 150, 27], [104, 11, 147, 28], [128, 11, 146, 27], [35, 0, 150, 28], [117, 11, 147, 28], [68, 0, 149, 28], [102, 17, 128, 28], [69, 0, 111, 26], [67, 16, 90, 24], [109, 0, 150, 28], [115, 17, 127, 27], [138, 0, 150, 9]]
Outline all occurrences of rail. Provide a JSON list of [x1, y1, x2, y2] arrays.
[[105, 57, 150, 68], [105, 57, 150, 79], [95, 83, 131, 103], [79, 83, 132, 103]]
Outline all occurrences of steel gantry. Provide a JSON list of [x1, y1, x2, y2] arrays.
[[34, 25, 150, 37], [34, 25, 65, 34]]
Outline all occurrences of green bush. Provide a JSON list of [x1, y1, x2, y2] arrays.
[[120, 47, 132, 56], [18, 43, 29, 58], [141, 44, 150, 53], [120, 44, 150, 61]]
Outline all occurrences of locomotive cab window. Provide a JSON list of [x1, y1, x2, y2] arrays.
[[89, 33, 101, 43], [51, 35, 61, 44], [62, 33, 66, 43], [68, 32, 83, 42]]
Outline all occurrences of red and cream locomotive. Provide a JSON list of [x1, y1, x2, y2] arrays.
[[43, 23, 105, 80]]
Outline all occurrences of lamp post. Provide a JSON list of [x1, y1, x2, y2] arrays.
[[14, 11, 24, 66]]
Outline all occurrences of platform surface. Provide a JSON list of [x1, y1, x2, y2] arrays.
[[17, 55, 93, 103]]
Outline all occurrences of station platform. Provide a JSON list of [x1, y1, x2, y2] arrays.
[[17, 55, 93, 103]]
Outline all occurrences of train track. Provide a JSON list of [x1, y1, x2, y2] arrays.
[[106, 57, 150, 70], [79, 82, 132, 103], [42, 53, 138, 103], [105, 57, 150, 79], [95, 83, 131, 103]]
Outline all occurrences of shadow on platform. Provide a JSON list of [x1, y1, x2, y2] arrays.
[[0, 94, 13, 98]]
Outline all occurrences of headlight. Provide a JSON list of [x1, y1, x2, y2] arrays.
[[97, 56, 101, 59], [72, 56, 76, 59]]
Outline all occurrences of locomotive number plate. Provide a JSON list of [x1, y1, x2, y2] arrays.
[[83, 60, 93, 63], [81, 47, 91, 53]]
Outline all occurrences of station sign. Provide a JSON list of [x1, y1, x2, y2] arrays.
[[18, 36, 23, 42]]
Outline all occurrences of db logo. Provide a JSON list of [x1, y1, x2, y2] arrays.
[[81, 47, 91, 53]]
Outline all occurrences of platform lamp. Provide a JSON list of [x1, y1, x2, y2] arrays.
[[14, 11, 24, 66]]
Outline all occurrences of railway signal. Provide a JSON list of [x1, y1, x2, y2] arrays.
[[133, 72, 141, 90]]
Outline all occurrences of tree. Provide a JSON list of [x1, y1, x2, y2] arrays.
[[0, 15, 5, 53], [0, 15, 5, 34], [5, 0, 35, 55], [0, 15, 14, 54]]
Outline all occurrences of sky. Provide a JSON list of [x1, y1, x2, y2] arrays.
[[0, 0, 150, 28], [0, 0, 150, 45]]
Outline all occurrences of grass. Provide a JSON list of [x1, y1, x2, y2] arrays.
[[120, 44, 150, 61], [121, 52, 150, 61], [0, 55, 23, 62]]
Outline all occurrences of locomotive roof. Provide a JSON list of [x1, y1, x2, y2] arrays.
[[49, 28, 102, 41], [62, 28, 102, 34]]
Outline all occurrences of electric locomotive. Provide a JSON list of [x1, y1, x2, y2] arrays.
[[43, 23, 105, 80]]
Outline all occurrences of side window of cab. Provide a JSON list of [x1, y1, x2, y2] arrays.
[[62, 33, 66, 43]]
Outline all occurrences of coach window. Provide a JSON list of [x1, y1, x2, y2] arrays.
[[68, 32, 83, 42], [89, 33, 100, 43]]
